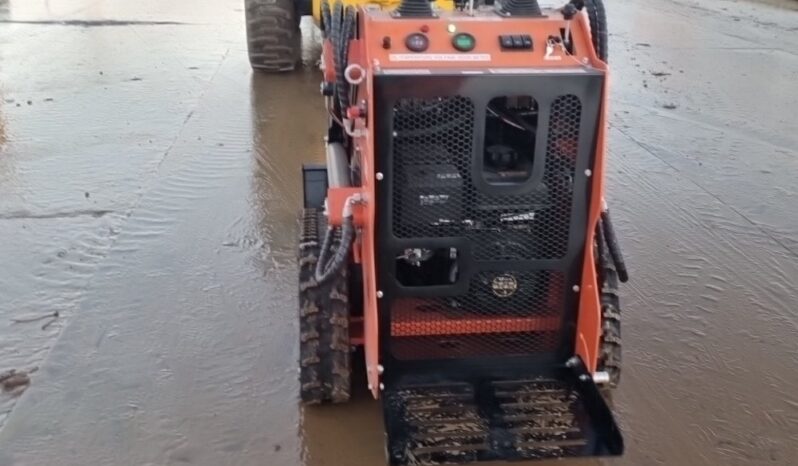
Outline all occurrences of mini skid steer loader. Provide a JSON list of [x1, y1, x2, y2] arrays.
[[294, 0, 628, 463]]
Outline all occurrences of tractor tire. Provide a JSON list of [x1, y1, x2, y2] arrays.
[[245, 0, 300, 72], [298, 208, 352, 404], [584, 0, 608, 62], [597, 254, 622, 389]]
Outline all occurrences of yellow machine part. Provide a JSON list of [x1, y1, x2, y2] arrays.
[[311, 0, 456, 24]]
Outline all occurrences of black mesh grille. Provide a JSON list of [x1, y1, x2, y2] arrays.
[[390, 272, 565, 360], [392, 96, 475, 239], [391, 95, 582, 261], [386, 91, 586, 363]]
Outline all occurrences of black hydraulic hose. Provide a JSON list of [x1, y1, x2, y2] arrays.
[[336, 6, 356, 117], [327, 2, 356, 119], [315, 200, 357, 285], [321, 0, 332, 39], [600, 209, 629, 283], [328, 1, 343, 116]]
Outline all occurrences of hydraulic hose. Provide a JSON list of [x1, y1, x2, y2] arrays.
[[321, 0, 332, 39], [315, 196, 358, 285], [337, 6, 356, 115], [327, 1, 356, 119], [328, 1, 343, 116]]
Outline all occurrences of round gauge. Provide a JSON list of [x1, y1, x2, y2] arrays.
[[405, 33, 429, 52]]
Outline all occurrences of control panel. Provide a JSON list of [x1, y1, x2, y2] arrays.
[[362, 8, 597, 70], [398, 31, 535, 53]]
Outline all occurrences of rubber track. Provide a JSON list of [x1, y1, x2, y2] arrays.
[[598, 240, 622, 388], [245, 0, 299, 71], [298, 209, 351, 404]]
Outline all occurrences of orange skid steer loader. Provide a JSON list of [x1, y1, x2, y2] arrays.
[[291, 0, 628, 462]]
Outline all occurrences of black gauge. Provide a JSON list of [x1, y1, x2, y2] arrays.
[[405, 33, 429, 52]]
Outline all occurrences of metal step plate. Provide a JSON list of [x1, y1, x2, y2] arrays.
[[383, 365, 623, 465]]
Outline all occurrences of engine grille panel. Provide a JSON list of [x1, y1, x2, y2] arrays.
[[389, 272, 565, 360], [391, 95, 582, 262], [392, 96, 475, 240], [375, 73, 603, 369]]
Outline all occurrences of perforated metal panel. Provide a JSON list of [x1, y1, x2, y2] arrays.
[[392, 96, 474, 239], [390, 272, 565, 360], [374, 73, 602, 370], [391, 95, 582, 262]]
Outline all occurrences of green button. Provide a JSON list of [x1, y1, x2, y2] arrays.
[[452, 33, 475, 52]]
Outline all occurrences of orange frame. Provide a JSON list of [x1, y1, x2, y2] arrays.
[[324, 7, 610, 397]]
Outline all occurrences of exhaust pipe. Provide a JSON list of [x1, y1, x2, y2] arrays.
[[326, 141, 351, 188]]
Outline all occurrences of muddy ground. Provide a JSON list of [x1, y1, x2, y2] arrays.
[[0, 0, 797, 465]]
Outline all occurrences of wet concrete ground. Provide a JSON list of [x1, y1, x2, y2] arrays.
[[0, 0, 797, 465]]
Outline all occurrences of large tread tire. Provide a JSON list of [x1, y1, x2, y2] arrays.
[[298, 208, 352, 404], [245, 0, 300, 72]]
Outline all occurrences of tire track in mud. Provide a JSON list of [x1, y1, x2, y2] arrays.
[[0, 13, 246, 430], [611, 0, 798, 261], [606, 7, 798, 461], [0, 54, 325, 465], [0, 212, 126, 427], [615, 123, 798, 257], [607, 127, 798, 465]]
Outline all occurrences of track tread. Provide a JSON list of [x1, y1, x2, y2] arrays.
[[598, 256, 622, 388], [245, 0, 300, 72], [298, 208, 351, 404]]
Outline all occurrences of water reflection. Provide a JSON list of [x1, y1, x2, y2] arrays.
[[248, 19, 324, 251]]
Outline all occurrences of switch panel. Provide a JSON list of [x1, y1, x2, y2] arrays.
[[499, 34, 533, 51]]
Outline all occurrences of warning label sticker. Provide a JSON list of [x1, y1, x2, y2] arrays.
[[388, 53, 491, 62]]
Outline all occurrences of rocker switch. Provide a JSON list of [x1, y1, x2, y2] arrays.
[[521, 35, 533, 49], [499, 34, 533, 50]]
